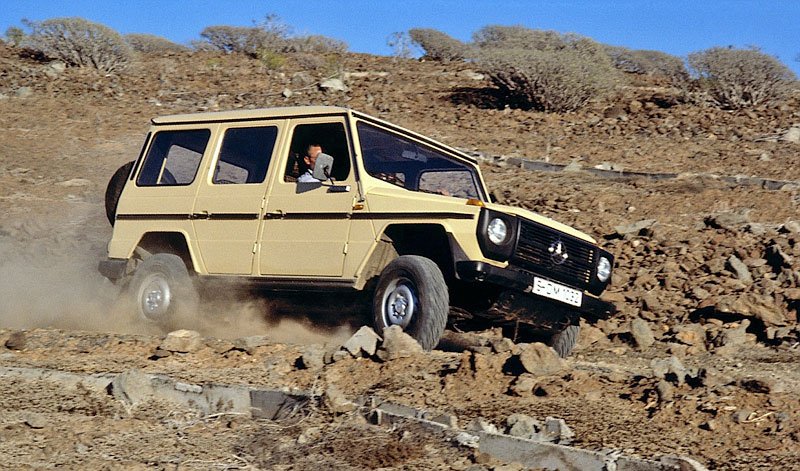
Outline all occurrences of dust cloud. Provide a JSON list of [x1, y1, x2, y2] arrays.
[[0, 211, 356, 346]]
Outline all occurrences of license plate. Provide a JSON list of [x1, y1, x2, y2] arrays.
[[532, 277, 583, 307]]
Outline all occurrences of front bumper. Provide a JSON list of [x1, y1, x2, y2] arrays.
[[455, 261, 616, 319]]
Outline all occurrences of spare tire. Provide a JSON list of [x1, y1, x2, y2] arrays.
[[105, 161, 134, 226]]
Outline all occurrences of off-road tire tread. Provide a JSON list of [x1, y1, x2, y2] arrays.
[[550, 324, 580, 358], [373, 255, 448, 351]]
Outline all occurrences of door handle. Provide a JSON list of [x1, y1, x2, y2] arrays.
[[264, 210, 284, 220], [190, 210, 210, 220]]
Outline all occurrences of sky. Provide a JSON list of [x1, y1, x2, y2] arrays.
[[2, 1, 799, 75]]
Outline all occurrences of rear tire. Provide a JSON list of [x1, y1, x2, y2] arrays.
[[372, 255, 448, 351], [130, 253, 198, 330], [549, 324, 580, 358], [105, 161, 134, 226]]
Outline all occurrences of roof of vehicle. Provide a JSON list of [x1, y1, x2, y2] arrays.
[[151, 106, 351, 124], [150, 105, 479, 165]]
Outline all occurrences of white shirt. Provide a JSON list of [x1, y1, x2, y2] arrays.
[[297, 170, 320, 183]]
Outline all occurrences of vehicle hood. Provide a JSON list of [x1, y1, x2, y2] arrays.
[[482, 202, 597, 244]]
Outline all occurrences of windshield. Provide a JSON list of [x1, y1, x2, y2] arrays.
[[357, 121, 483, 200]]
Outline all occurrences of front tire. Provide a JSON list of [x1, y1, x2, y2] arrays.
[[130, 254, 198, 329], [372, 255, 448, 351], [549, 324, 580, 358]]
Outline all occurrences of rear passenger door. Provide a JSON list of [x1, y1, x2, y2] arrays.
[[192, 122, 284, 274]]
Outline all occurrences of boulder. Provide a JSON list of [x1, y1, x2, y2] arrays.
[[376, 325, 423, 361], [342, 326, 381, 357], [160, 330, 202, 353], [517, 343, 566, 376]]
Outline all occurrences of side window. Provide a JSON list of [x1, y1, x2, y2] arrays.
[[284, 122, 351, 182], [137, 129, 209, 186], [213, 126, 278, 184], [357, 121, 480, 198]]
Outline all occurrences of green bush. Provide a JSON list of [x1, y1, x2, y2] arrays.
[[125, 33, 187, 53], [688, 46, 797, 109], [22, 17, 132, 72], [472, 26, 617, 112], [409, 28, 467, 62], [605, 46, 688, 84]]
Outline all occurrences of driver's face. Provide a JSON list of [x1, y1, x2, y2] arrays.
[[305, 145, 322, 169]]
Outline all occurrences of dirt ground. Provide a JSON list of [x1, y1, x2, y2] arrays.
[[1, 43, 800, 469]]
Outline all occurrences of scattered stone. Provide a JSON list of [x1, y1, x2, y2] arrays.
[[781, 220, 800, 234], [509, 374, 537, 397], [324, 385, 357, 414], [467, 417, 499, 434], [738, 377, 785, 394], [489, 337, 514, 353], [160, 330, 203, 353], [704, 212, 750, 231], [614, 219, 657, 237], [376, 325, 423, 361], [453, 431, 480, 448], [342, 326, 381, 357], [506, 413, 540, 439], [540, 417, 575, 444], [232, 335, 270, 354], [296, 426, 321, 445], [563, 160, 582, 172], [281, 88, 293, 98], [726, 255, 753, 285], [674, 324, 706, 347], [782, 126, 800, 143], [517, 343, 566, 376], [299, 345, 326, 370], [712, 294, 787, 326], [56, 178, 92, 187], [331, 349, 351, 362], [319, 78, 347, 93], [458, 70, 485, 80], [651, 356, 688, 385], [660, 455, 711, 471], [109, 369, 155, 405], [718, 320, 750, 347], [630, 318, 655, 349], [15, 87, 32, 98], [5, 331, 26, 350], [656, 380, 675, 402], [150, 348, 172, 359], [23, 413, 47, 429], [733, 409, 754, 424]]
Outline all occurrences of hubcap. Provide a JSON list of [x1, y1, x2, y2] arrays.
[[382, 279, 417, 329], [138, 274, 172, 321]]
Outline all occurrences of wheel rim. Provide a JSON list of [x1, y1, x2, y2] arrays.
[[138, 274, 172, 322], [381, 277, 418, 330]]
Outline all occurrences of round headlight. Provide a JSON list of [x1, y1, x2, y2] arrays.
[[597, 256, 612, 282], [487, 218, 508, 244]]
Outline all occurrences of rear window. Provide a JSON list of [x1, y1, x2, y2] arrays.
[[137, 129, 210, 186]]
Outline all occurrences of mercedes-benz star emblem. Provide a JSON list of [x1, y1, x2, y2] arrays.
[[548, 240, 569, 265]]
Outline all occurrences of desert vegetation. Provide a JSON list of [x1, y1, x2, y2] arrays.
[[4, 15, 798, 113]]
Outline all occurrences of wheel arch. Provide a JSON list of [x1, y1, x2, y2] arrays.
[[356, 223, 456, 290], [135, 231, 198, 273]]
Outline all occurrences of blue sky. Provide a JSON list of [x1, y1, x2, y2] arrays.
[[2, 1, 799, 75]]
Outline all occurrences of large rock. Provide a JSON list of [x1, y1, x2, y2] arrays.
[[233, 335, 271, 354], [506, 413, 541, 439], [376, 325, 423, 361], [517, 343, 566, 376], [726, 255, 753, 285], [319, 78, 348, 93], [160, 330, 202, 353], [342, 326, 381, 357], [324, 385, 357, 414], [630, 319, 655, 349], [614, 219, 657, 237], [712, 294, 788, 326]]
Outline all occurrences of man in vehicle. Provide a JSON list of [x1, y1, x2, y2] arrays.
[[297, 143, 323, 183]]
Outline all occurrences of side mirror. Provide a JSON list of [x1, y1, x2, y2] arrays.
[[312, 153, 334, 181]]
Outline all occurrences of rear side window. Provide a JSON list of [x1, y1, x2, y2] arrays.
[[137, 129, 210, 186], [213, 126, 278, 184]]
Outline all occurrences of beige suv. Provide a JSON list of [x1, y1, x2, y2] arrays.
[[99, 106, 614, 356]]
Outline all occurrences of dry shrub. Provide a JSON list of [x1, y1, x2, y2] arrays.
[[688, 47, 797, 109], [606, 46, 688, 85], [22, 17, 131, 73], [125, 33, 187, 54], [199, 25, 278, 56], [409, 28, 467, 62], [4, 26, 25, 47], [284, 35, 347, 54], [472, 26, 617, 112]]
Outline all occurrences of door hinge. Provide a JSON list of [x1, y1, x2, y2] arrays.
[[343, 242, 348, 254], [252, 242, 258, 254]]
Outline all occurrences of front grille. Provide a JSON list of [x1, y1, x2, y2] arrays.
[[511, 220, 596, 290]]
